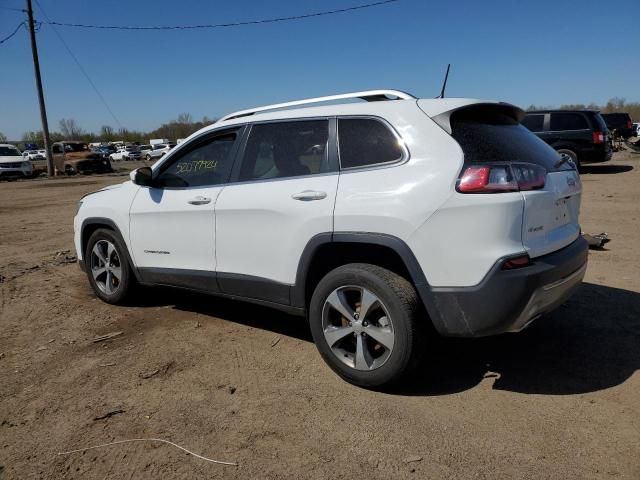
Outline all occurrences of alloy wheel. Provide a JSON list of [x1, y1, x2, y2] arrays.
[[90, 240, 122, 295], [321, 285, 394, 371]]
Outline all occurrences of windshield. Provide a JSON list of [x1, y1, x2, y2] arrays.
[[0, 146, 21, 156], [64, 143, 89, 152]]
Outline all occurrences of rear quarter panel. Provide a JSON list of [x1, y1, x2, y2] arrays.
[[408, 192, 525, 287], [333, 102, 461, 242]]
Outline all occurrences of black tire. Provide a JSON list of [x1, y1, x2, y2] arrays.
[[309, 263, 424, 388], [85, 228, 136, 304], [557, 148, 580, 172]]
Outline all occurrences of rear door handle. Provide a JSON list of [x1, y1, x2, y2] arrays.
[[291, 190, 327, 201], [188, 196, 212, 205]]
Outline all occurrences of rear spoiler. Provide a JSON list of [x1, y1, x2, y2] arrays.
[[418, 100, 524, 134]]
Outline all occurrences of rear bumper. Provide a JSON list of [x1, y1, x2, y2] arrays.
[[580, 145, 612, 163], [421, 236, 588, 337]]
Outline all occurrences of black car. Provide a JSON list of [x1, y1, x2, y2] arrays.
[[600, 112, 634, 139], [522, 110, 612, 169]]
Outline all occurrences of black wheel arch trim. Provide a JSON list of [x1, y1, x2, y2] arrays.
[[292, 231, 450, 333], [80, 217, 143, 283]]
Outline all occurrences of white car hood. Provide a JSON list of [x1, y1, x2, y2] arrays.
[[80, 182, 123, 200], [0, 156, 25, 164]]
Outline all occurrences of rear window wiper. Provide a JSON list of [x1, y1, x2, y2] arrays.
[[554, 154, 574, 170]]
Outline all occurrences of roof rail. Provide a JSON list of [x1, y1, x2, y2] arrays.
[[218, 89, 416, 122]]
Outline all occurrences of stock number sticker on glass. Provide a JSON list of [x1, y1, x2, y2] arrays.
[[175, 159, 218, 175]]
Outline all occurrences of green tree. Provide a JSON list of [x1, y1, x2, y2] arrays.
[[0, 131, 7, 142]]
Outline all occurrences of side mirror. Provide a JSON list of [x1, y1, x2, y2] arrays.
[[131, 166, 154, 187]]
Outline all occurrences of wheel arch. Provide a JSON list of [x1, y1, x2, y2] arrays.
[[292, 232, 438, 325], [81, 217, 141, 282], [551, 143, 579, 155]]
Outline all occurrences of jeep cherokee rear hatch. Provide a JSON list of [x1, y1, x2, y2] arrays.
[[435, 103, 582, 258]]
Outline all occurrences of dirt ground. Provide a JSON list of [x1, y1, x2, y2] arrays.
[[1, 152, 639, 479]]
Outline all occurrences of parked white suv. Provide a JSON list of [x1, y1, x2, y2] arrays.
[[74, 90, 588, 387], [22, 149, 46, 161], [110, 145, 141, 161], [0, 144, 32, 179], [143, 143, 174, 161]]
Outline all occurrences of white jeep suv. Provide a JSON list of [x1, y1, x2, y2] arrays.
[[74, 90, 588, 387]]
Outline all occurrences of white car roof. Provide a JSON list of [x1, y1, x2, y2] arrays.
[[188, 92, 501, 141]]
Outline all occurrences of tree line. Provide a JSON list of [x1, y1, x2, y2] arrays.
[[14, 113, 216, 147]]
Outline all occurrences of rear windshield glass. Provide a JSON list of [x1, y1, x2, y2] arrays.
[[601, 113, 630, 129], [592, 113, 609, 132], [450, 105, 573, 171]]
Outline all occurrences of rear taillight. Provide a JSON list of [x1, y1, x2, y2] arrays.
[[592, 131, 604, 144], [501, 254, 531, 270], [456, 165, 517, 193], [457, 163, 546, 194], [628, 120, 633, 129]]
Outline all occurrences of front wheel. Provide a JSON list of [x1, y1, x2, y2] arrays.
[[85, 228, 135, 304], [309, 263, 424, 388]]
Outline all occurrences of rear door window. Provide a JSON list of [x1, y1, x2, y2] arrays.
[[238, 120, 330, 181], [450, 105, 573, 171], [338, 118, 404, 169], [522, 114, 545, 132], [549, 113, 588, 131]]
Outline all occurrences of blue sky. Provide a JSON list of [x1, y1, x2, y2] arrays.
[[1, 0, 638, 140]]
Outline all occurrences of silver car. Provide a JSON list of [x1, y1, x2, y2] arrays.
[[143, 143, 175, 161]]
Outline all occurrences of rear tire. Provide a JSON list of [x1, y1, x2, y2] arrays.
[[309, 263, 424, 388], [85, 228, 136, 305]]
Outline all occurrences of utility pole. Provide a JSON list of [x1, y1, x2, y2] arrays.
[[26, 0, 54, 176]]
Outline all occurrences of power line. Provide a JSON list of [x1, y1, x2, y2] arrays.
[[0, 6, 26, 12], [38, 0, 400, 30], [33, 0, 123, 129], [0, 21, 25, 44]]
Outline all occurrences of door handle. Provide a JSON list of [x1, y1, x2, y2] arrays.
[[291, 190, 327, 201], [188, 196, 212, 205]]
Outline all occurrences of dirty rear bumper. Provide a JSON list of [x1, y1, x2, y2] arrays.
[[421, 237, 588, 337]]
